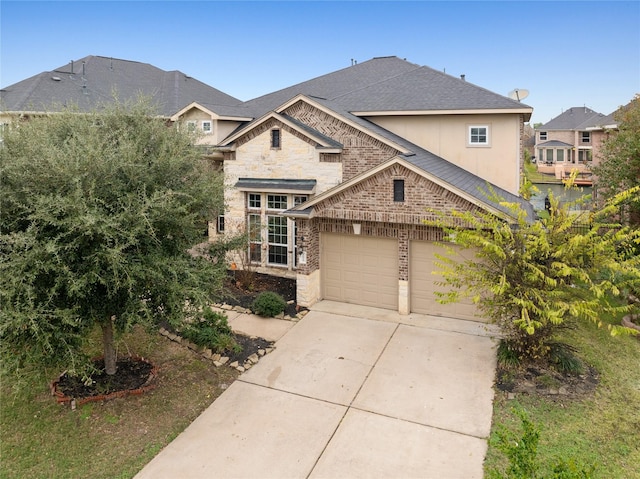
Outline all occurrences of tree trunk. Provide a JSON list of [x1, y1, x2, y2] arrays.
[[102, 317, 117, 375]]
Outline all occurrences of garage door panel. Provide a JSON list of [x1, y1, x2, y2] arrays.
[[410, 241, 481, 321], [322, 234, 398, 310]]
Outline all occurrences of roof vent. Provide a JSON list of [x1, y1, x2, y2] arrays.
[[460, 74, 466, 81], [51, 76, 62, 81]]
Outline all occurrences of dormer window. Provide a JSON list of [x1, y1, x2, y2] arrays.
[[271, 129, 281, 149]]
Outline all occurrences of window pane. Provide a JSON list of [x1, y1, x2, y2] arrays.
[[249, 214, 261, 241], [546, 149, 554, 162], [556, 150, 564, 162], [470, 126, 488, 144], [393, 179, 404, 202], [271, 129, 281, 148], [267, 195, 287, 210], [249, 243, 261, 263], [294, 195, 308, 206], [267, 216, 288, 265], [268, 216, 287, 244], [268, 245, 287, 265], [249, 193, 261, 209]]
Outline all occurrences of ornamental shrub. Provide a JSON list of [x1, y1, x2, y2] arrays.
[[252, 291, 287, 317], [180, 309, 240, 353]]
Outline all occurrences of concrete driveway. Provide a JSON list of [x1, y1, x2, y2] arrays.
[[135, 301, 498, 479]]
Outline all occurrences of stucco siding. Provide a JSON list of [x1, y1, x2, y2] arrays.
[[366, 114, 522, 195]]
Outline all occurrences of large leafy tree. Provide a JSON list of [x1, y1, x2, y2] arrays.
[[428, 185, 640, 363], [593, 95, 640, 225], [1, 100, 225, 377]]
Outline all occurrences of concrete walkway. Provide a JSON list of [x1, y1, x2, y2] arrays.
[[135, 301, 498, 479]]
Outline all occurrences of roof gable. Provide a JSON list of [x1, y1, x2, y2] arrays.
[[222, 109, 343, 150], [286, 157, 535, 223], [170, 101, 252, 121]]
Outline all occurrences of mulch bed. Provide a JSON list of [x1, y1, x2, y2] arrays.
[[51, 356, 157, 406], [221, 270, 300, 317], [495, 363, 599, 400]]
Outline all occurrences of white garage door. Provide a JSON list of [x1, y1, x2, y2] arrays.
[[410, 241, 481, 321], [322, 234, 398, 310]]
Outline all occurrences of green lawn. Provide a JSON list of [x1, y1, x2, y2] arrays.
[[485, 319, 640, 478], [524, 159, 563, 184], [0, 326, 237, 479]]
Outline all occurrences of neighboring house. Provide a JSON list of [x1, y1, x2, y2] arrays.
[[534, 106, 618, 182], [0, 55, 244, 129], [2, 55, 535, 322]]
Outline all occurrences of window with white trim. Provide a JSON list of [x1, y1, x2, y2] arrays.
[[245, 193, 308, 269], [581, 131, 591, 143], [578, 149, 592, 162], [202, 121, 212, 134], [468, 125, 489, 146], [539, 131, 548, 141], [248, 214, 262, 262]]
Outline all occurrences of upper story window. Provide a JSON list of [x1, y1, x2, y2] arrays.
[[202, 121, 212, 134], [468, 125, 490, 146], [393, 179, 405, 202], [293, 195, 308, 206], [248, 193, 261, 209], [271, 129, 281, 149], [186, 120, 197, 132], [267, 194, 287, 210], [581, 131, 591, 143], [539, 131, 547, 141]]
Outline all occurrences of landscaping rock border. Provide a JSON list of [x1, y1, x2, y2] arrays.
[[158, 302, 307, 373]]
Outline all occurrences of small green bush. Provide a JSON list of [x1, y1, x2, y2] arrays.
[[180, 309, 241, 354], [252, 291, 287, 317], [549, 342, 584, 374]]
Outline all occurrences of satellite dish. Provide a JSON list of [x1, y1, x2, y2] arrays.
[[508, 89, 529, 102]]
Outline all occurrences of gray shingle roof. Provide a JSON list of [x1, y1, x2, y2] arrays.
[[539, 106, 606, 131], [0, 55, 243, 117], [537, 140, 574, 148], [235, 178, 317, 192], [242, 56, 530, 117]]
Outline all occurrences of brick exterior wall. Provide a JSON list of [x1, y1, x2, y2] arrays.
[[294, 163, 484, 286], [313, 163, 483, 225], [282, 101, 401, 179]]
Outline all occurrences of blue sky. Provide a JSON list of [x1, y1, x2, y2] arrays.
[[1, 1, 638, 124]]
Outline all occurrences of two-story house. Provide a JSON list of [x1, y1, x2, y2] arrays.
[[173, 57, 534, 320], [534, 106, 618, 183]]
